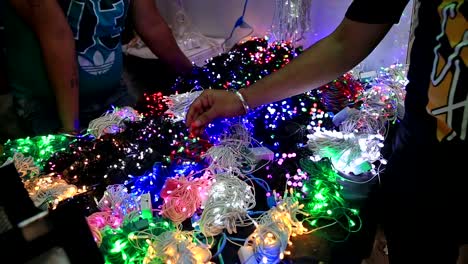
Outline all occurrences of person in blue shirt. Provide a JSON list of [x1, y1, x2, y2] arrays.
[[2, 0, 193, 135]]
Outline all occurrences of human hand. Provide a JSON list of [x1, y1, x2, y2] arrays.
[[186, 89, 246, 136]]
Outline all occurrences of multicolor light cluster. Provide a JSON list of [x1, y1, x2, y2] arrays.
[[297, 158, 360, 233], [0, 38, 407, 263], [1, 134, 71, 168]]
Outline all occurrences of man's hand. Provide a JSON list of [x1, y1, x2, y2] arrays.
[[186, 90, 245, 136]]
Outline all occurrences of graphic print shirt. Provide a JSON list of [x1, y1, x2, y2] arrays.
[[346, 0, 468, 143], [2, 0, 130, 102]]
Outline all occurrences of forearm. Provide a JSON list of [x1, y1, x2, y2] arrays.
[[242, 19, 392, 109], [39, 32, 79, 131], [242, 36, 350, 108], [138, 25, 192, 74], [10, 0, 79, 131]]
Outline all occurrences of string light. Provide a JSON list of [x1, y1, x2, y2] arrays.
[[142, 230, 212, 264], [23, 175, 86, 209], [5, 152, 41, 179], [296, 158, 361, 233], [1, 134, 71, 168], [88, 106, 142, 138], [97, 184, 140, 220], [100, 218, 175, 264], [244, 193, 308, 264], [164, 90, 204, 122], [160, 175, 212, 223], [0, 38, 407, 263], [316, 73, 364, 114], [199, 172, 256, 237], [307, 129, 385, 175]]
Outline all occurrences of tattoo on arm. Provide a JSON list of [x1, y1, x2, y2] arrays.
[[71, 71, 78, 90], [27, 0, 40, 7]]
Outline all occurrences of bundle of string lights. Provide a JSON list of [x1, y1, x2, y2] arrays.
[[0, 36, 408, 263]]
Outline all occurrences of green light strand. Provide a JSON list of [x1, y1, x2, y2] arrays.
[[1, 134, 71, 168], [100, 218, 174, 264], [297, 158, 360, 233]]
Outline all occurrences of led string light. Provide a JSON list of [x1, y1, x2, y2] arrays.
[[5, 152, 41, 179], [88, 222, 103, 246], [199, 172, 256, 237], [164, 90, 204, 122], [160, 174, 212, 223], [1, 134, 71, 168], [0, 39, 408, 263], [171, 37, 299, 94], [97, 184, 141, 219], [125, 163, 169, 204], [203, 124, 260, 174], [243, 192, 309, 264], [375, 63, 409, 91], [170, 136, 212, 164], [269, 0, 312, 44], [316, 73, 364, 114], [141, 230, 212, 264], [307, 129, 385, 175], [88, 106, 142, 138], [100, 218, 175, 264], [88, 212, 124, 231], [23, 175, 86, 210], [139, 92, 167, 118], [296, 158, 361, 234]]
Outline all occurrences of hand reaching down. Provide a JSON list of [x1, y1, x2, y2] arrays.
[[186, 89, 247, 136]]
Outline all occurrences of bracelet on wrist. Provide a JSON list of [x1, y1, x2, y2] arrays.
[[231, 89, 251, 115]]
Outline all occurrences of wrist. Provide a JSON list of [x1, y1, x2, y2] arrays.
[[233, 88, 252, 115]]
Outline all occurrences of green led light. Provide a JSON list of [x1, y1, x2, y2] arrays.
[[2, 135, 72, 169]]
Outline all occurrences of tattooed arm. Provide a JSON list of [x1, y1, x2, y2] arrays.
[[10, 0, 79, 132]]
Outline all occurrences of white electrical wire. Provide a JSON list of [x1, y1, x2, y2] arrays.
[[199, 172, 256, 237], [164, 90, 204, 122]]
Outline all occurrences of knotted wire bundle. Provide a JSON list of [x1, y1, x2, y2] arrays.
[[199, 172, 256, 237]]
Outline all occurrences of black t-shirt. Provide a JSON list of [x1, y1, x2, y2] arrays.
[[346, 0, 468, 144]]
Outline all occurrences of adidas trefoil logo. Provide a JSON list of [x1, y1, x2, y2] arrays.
[[78, 50, 115, 76]]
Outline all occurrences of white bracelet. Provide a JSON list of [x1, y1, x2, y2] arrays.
[[232, 89, 251, 114]]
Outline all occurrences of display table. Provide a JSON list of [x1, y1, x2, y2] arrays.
[[123, 37, 225, 67]]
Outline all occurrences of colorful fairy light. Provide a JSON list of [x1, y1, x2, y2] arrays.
[[88, 106, 142, 138], [296, 158, 360, 232], [1, 134, 71, 168], [142, 230, 212, 264], [242, 192, 309, 264], [100, 218, 175, 264], [316, 73, 364, 114], [160, 175, 212, 223], [307, 129, 385, 175], [5, 152, 41, 179], [164, 91, 203, 122], [126, 163, 168, 204], [199, 172, 256, 237], [23, 175, 87, 209], [171, 37, 300, 94], [97, 184, 141, 220], [0, 38, 407, 263]]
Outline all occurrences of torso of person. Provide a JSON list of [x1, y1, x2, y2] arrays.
[[2, 0, 131, 104], [346, 0, 467, 145]]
